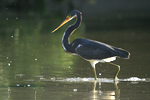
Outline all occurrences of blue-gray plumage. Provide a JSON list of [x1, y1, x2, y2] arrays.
[[52, 10, 130, 81], [71, 38, 129, 59]]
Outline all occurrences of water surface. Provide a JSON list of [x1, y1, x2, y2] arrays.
[[0, 17, 150, 99]]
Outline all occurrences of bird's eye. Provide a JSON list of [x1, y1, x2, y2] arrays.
[[66, 14, 71, 19]]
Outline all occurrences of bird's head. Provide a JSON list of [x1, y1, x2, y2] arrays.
[[52, 10, 81, 33]]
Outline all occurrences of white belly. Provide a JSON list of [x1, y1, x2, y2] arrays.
[[87, 57, 116, 68], [100, 57, 116, 62], [88, 56, 116, 64]]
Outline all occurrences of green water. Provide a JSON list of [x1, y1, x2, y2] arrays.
[[0, 17, 150, 99]]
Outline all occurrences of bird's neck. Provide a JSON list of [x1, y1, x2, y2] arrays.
[[62, 12, 82, 52]]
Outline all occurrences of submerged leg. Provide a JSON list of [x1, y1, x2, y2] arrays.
[[90, 62, 97, 80], [107, 62, 120, 81]]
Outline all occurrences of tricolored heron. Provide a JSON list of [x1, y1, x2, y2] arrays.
[[52, 10, 130, 81]]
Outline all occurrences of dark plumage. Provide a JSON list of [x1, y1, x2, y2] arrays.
[[52, 10, 130, 81], [70, 38, 129, 60]]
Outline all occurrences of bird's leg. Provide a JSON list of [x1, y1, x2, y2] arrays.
[[93, 67, 97, 80], [90, 62, 97, 80], [107, 62, 120, 81]]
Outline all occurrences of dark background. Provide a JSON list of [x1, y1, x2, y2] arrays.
[[0, 0, 150, 32]]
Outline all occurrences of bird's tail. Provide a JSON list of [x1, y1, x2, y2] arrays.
[[113, 47, 130, 59]]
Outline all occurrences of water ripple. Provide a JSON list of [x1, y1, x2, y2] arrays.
[[39, 77, 150, 83]]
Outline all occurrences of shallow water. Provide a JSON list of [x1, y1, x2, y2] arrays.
[[0, 77, 150, 100], [0, 17, 150, 99]]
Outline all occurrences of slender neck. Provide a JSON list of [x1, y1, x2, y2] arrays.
[[62, 12, 82, 52]]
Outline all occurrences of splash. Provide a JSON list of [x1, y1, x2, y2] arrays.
[[39, 77, 150, 83]]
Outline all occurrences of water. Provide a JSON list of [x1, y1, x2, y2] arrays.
[[0, 17, 150, 99]]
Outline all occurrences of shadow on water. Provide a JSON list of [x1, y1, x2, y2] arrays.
[[0, 16, 150, 99]]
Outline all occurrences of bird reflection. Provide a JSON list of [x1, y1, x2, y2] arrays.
[[91, 82, 98, 99], [90, 81, 120, 100]]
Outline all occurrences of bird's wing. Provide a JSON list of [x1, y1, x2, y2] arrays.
[[75, 44, 114, 60]]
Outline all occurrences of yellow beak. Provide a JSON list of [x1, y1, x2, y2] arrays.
[[52, 18, 70, 33]]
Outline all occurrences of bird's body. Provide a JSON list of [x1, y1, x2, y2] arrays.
[[64, 38, 129, 60], [52, 10, 130, 81]]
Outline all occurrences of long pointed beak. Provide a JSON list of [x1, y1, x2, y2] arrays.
[[52, 18, 70, 33]]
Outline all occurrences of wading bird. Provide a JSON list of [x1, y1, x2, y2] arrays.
[[52, 10, 130, 81]]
